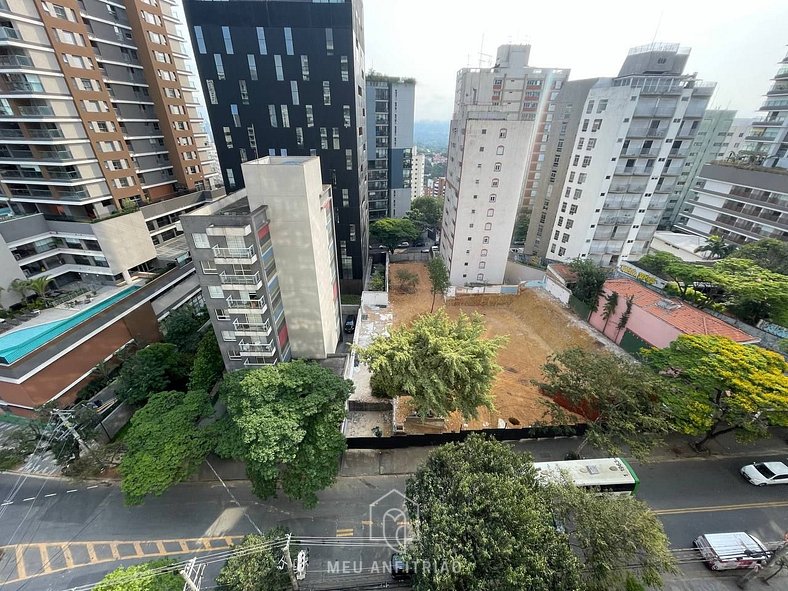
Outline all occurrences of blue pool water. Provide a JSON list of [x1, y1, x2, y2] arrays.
[[0, 285, 140, 364]]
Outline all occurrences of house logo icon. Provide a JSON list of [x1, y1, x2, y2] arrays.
[[369, 489, 417, 551]]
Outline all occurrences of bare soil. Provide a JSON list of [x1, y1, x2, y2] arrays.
[[388, 262, 596, 433]]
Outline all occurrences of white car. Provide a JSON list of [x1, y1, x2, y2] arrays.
[[740, 461, 788, 486]]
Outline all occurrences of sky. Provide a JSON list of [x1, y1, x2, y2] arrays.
[[364, 0, 788, 121]]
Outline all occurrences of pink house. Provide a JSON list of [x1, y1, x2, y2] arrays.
[[588, 278, 758, 351]]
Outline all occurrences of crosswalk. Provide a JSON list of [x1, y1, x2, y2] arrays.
[[0, 536, 245, 586]]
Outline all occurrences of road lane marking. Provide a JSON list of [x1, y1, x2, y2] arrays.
[[653, 499, 788, 515], [110, 543, 120, 560], [66, 489, 77, 493], [44, 493, 56, 498], [336, 528, 354, 537], [62, 544, 74, 568], [39, 545, 51, 574], [133, 542, 143, 557], [86, 543, 97, 563], [156, 541, 166, 554], [15, 546, 26, 580]]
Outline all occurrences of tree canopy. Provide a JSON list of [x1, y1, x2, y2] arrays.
[[568, 259, 609, 311], [538, 348, 675, 459], [635, 252, 708, 300], [513, 209, 530, 243], [358, 310, 507, 420], [707, 258, 788, 325], [188, 330, 225, 392], [693, 234, 736, 260], [644, 335, 788, 450], [728, 238, 788, 275], [426, 257, 450, 312], [405, 435, 583, 591], [94, 559, 182, 591], [161, 304, 208, 354], [370, 217, 420, 252], [213, 361, 352, 506], [406, 196, 442, 230], [215, 528, 295, 591], [120, 390, 214, 505], [115, 343, 188, 406]]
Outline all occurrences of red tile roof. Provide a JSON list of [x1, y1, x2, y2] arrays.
[[547, 263, 578, 284], [603, 278, 756, 343]]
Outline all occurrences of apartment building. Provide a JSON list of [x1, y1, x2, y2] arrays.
[[659, 109, 736, 229], [539, 43, 714, 266], [183, 0, 368, 292], [0, 0, 219, 304], [411, 148, 425, 200], [676, 49, 788, 244], [439, 44, 569, 285], [182, 156, 340, 371]]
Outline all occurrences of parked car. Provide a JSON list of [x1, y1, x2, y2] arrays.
[[396, 241, 410, 248], [420, 248, 431, 253], [431, 245, 439, 251], [740, 461, 788, 486], [390, 553, 412, 581], [694, 532, 769, 570], [343, 314, 356, 334]]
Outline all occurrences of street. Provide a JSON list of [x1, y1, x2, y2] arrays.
[[0, 451, 786, 590]]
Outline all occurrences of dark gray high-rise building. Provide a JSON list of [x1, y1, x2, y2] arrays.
[[183, 0, 368, 292]]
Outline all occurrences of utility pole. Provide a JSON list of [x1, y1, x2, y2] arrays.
[[283, 533, 299, 590], [180, 557, 204, 591], [51, 409, 101, 465], [738, 532, 788, 588]]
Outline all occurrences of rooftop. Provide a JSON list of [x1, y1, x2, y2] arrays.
[[603, 278, 756, 343]]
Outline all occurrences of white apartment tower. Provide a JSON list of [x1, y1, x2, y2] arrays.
[[439, 45, 569, 285], [544, 43, 714, 266], [411, 148, 425, 201]]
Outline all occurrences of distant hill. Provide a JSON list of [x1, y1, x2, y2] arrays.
[[415, 120, 450, 151]]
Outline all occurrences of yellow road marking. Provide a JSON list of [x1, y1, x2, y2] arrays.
[[15, 546, 26, 580], [39, 545, 52, 574], [201, 538, 211, 550], [156, 541, 166, 554], [133, 542, 143, 557], [110, 543, 120, 560], [62, 544, 74, 569], [361, 520, 373, 526], [179, 540, 189, 552], [86, 543, 97, 563], [336, 528, 354, 537], [224, 536, 234, 546], [653, 499, 788, 516]]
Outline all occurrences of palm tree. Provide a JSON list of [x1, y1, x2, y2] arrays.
[[26, 276, 53, 307], [601, 291, 619, 333], [9, 278, 31, 302], [694, 234, 736, 260]]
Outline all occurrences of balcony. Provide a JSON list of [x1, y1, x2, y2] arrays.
[[0, 54, 33, 67], [226, 297, 268, 313], [26, 128, 64, 139], [615, 165, 655, 176], [219, 271, 262, 289], [233, 318, 272, 336], [0, 26, 20, 42], [620, 149, 660, 158], [633, 106, 676, 118], [212, 244, 256, 263], [17, 106, 54, 117], [609, 183, 647, 194], [628, 127, 666, 138], [752, 116, 786, 126], [238, 341, 276, 356], [597, 215, 635, 225]]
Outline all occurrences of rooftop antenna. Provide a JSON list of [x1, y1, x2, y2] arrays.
[[650, 10, 664, 44], [477, 33, 492, 68]]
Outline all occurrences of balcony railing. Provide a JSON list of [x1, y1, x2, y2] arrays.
[[26, 128, 65, 139], [17, 106, 55, 116], [615, 166, 655, 176], [620, 149, 660, 158], [232, 318, 271, 334], [0, 54, 33, 67], [226, 297, 267, 311], [212, 245, 254, 259], [2, 81, 45, 93], [628, 127, 666, 138], [752, 116, 786, 126], [0, 26, 20, 41], [219, 271, 260, 285], [238, 341, 276, 355]]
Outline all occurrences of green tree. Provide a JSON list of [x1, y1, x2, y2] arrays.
[[615, 295, 635, 340], [426, 256, 449, 312], [694, 234, 737, 260], [729, 238, 788, 275], [405, 435, 583, 591], [601, 291, 619, 332], [568, 259, 609, 311], [547, 481, 677, 591], [116, 343, 188, 406], [94, 559, 182, 591], [162, 304, 208, 354], [368, 269, 385, 291], [214, 361, 352, 506], [120, 390, 214, 505], [634, 252, 709, 300], [538, 348, 675, 459], [644, 335, 788, 450], [9, 278, 31, 302], [188, 331, 225, 392], [215, 528, 295, 591], [513, 209, 530, 243], [394, 268, 419, 294], [370, 217, 420, 253], [707, 258, 788, 325], [406, 196, 442, 230], [358, 310, 507, 420], [26, 276, 53, 307]]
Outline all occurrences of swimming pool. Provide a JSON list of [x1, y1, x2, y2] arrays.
[[0, 285, 140, 364]]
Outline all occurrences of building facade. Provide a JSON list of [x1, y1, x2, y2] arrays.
[[540, 43, 714, 266], [411, 148, 424, 200], [439, 44, 569, 285], [182, 157, 340, 371], [0, 0, 219, 302], [429, 176, 446, 198], [183, 0, 368, 291], [366, 74, 415, 219], [659, 109, 736, 229]]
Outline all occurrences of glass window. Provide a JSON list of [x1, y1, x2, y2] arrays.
[[325, 28, 334, 53], [247, 54, 257, 80], [239, 80, 249, 105], [345, 149, 352, 170], [284, 27, 294, 55], [320, 127, 328, 149], [207, 285, 223, 298], [340, 56, 349, 82], [193, 233, 210, 248], [295, 127, 304, 147], [223, 126, 233, 148], [343, 105, 351, 128], [201, 260, 217, 274], [226, 168, 236, 189], [193, 26, 206, 54], [274, 55, 283, 81], [268, 105, 277, 127], [332, 127, 340, 149], [323, 81, 331, 105], [256, 27, 267, 55], [222, 26, 233, 54], [300, 55, 309, 81], [221, 330, 236, 342], [496, 145, 504, 155], [281, 105, 290, 128], [305, 105, 314, 127], [231, 104, 240, 127], [290, 81, 299, 105], [214, 54, 225, 80], [215, 309, 229, 320]]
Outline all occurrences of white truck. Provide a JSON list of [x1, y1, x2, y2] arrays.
[[694, 532, 770, 570]]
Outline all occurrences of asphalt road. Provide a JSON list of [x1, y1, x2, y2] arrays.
[[0, 453, 786, 590]]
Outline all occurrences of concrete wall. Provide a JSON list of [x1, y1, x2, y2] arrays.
[[503, 261, 546, 284], [544, 276, 571, 305], [91, 211, 158, 280]]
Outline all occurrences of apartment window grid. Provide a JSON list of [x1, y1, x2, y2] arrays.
[[256, 27, 267, 54], [284, 27, 294, 55], [247, 55, 258, 80], [222, 26, 233, 54], [274, 55, 283, 81]]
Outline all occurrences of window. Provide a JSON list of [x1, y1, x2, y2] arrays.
[[573, 188, 582, 199], [569, 204, 578, 215], [493, 162, 502, 172], [342, 189, 349, 207], [193, 26, 206, 54], [477, 273, 485, 281], [214, 54, 225, 80], [239, 147, 247, 162], [57, 29, 85, 46], [231, 104, 240, 127], [325, 28, 334, 53], [489, 194, 496, 202], [164, 87, 181, 99], [323, 81, 331, 105], [295, 127, 304, 147], [482, 236, 490, 244], [206, 286, 224, 299], [578, 173, 587, 184], [558, 247, 566, 256], [62, 54, 92, 69], [201, 260, 217, 274], [332, 127, 339, 149], [577, 137, 585, 150], [239, 81, 249, 105], [221, 330, 236, 342], [301, 55, 309, 81], [91, 121, 115, 133], [597, 99, 608, 113], [290, 80, 299, 105], [581, 119, 589, 132], [215, 309, 229, 320], [320, 127, 328, 149], [582, 156, 592, 167], [247, 125, 257, 148], [486, 208, 494, 217], [349, 223, 356, 241], [193, 233, 210, 249], [274, 55, 283, 81], [586, 100, 594, 114], [268, 105, 277, 127], [565, 219, 574, 229], [340, 56, 349, 82], [481, 249, 488, 257], [223, 126, 233, 148], [281, 105, 290, 128], [587, 138, 596, 150], [284, 27, 294, 55], [345, 149, 352, 171], [226, 168, 236, 189], [206, 79, 217, 104], [247, 54, 257, 80], [499, 128, 507, 138], [592, 119, 602, 132], [168, 104, 185, 115], [148, 31, 166, 45], [491, 178, 499, 187], [496, 145, 505, 155], [256, 27, 267, 54], [343, 105, 351, 128], [479, 147, 485, 153], [305, 105, 314, 127]]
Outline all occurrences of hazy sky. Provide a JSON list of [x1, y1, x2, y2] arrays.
[[364, 0, 788, 121]]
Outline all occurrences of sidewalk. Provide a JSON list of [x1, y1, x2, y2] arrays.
[[339, 429, 788, 477]]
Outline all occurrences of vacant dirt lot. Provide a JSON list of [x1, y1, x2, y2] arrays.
[[388, 261, 597, 433]]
